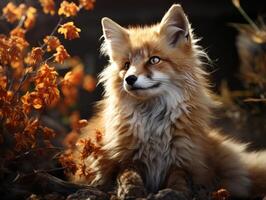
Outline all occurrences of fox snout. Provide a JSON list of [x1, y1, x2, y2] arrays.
[[124, 74, 153, 90], [125, 75, 138, 86], [124, 74, 152, 87], [123, 72, 162, 96]]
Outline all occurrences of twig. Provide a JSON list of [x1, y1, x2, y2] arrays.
[[13, 171, 109, 198], [41, 17, 63, 50], [14, 147, 64, 160], [33, 167, 66, 174], [244, 98, 266, 103], [43, 55, 55, 64], [233, 3, 260, 32], [17, 15, 26, 28], [12, 72, 30, 99]]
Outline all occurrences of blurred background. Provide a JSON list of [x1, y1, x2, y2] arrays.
[[32, 0, 266, 146], [0, 0, 266, 147], [0, 1, 266, 199], [60, 0, 266, 148]]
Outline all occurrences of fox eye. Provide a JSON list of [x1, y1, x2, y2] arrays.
[[148, 56, 160, 65], [124, 61, 130, 70]]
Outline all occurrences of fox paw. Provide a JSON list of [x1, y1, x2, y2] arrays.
[[117, 184, 147, 200], [117, 169, 147, 200]]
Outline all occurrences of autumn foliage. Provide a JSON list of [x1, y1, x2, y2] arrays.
[[0, 0, 97, 183]]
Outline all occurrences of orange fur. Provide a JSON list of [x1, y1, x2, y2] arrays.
[[70, 4, 266, 198]]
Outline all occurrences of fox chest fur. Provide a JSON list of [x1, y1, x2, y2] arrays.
[[116, 97, 191, 192]]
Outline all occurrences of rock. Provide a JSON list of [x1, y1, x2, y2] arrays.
[[146, 189, 187, 200], [66, 189, 108, 200], [26, 193, 65, 200]]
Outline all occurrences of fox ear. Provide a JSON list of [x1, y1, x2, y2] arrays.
[[101, 17, 128, 54], [159, 4, 190, 47]]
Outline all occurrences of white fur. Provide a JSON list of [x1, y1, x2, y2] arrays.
[[119, 87, 189, 191], [99, 65, 193, 191], [134, 75, 155, 88]]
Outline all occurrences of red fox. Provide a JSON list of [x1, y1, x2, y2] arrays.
[[70, 4, 266, 199]]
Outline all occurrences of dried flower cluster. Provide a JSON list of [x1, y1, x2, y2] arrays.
[[3, 3, 27, 23], [58, 22, 81, 40], [79, 0, 95, 10], [0, 0, 96, 180], [58, 1, 79, 17], [43, 36, 61, 52], [39, 0, 56, 15], [61, 128, 103, 180]]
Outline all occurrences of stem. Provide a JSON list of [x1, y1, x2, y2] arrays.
[[51, 17, 64, 36], [14, 147, 64, 160], [44, 55, 55, 64], [4, 64, 14, 91], [41, 18, 63, 50], [17, 15, 26, 28], [236, 5, 260, 32], [34, 167, 66, 173], [12, 72, 30, 99], [244, 98, 266, 103]]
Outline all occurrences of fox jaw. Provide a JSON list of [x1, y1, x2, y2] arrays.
[[100, 4, 206, 103]]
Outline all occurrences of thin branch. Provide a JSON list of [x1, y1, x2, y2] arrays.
[[17, 15, 26, 28], [12, 171, 109, 198], [244, 98, 266, 103], [234, 4, 260, 32], [41, 17, 63, 50], [43, 55, 55, 64], [12, 72, 30, 99], [33, 167, 66, 174], [14, 147, 64, 160]]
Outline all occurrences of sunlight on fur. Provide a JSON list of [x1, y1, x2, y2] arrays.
[[69, 4, 266, 199]]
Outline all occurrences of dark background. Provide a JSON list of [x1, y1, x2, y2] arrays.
[[69, 0, 266, 117], [72, 0, 266, 118], [1, 2, 266, 199], [1, 0, 266, 118]]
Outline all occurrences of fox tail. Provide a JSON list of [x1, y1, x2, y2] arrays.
[[243, 151, 266, 197]]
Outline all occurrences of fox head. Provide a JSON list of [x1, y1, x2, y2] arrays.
[[100, 4, 210, 106]]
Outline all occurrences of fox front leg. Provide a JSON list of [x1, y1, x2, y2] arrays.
[[162, 166, 191, 199], [117, 168, 147, 200]]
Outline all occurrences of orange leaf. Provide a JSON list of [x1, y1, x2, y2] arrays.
[[24, 7, 37, 30], [79, 0, 95, 11], [32, 97, 43, 109], [58, 22, 81, 40], [54, 45, 70, 63], [43, 36, 61, 52], [39, 0, 55, 15], [58, 1, 79, 17], [83, 75, 96, 92], [3, 3, 26, 23], [10, 27, 26, 38]]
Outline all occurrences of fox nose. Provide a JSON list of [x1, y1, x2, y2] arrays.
[[125, 75, 137, 86]]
